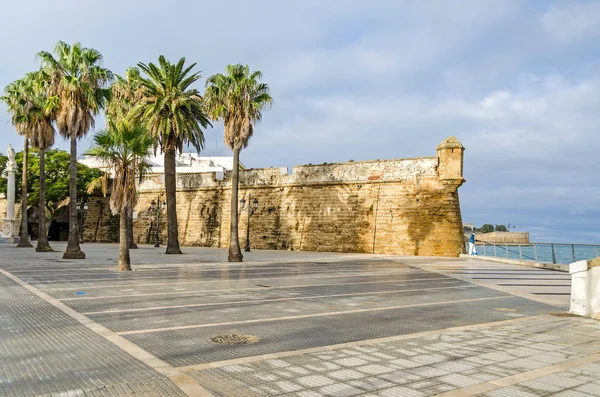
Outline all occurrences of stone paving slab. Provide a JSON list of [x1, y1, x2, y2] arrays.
[[63, 278, 467, 314], [182, 315, 600, 397], [46, 271, 450, 300], [123, 296, 556, 367], [90, 285, 502, 333], [0, 273, 186, 397], [1, 244, 595, 397]]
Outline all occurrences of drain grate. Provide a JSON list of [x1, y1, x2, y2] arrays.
[[211, 334, 260, 345]]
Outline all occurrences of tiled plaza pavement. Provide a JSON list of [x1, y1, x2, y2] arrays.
[[0, 243, 598, 397]]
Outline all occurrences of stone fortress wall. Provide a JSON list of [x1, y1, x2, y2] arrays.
[[4, 137, 467, 257], [476, 231, 531, 245], [125, 136, 467, 256]]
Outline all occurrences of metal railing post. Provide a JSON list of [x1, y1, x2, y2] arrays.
[[596, 245, 599, 258], [534, 244, 538, 262], [483, 244, 487, 256], [551, 243, 556, 264], [494, 245, 497, 257], [519, 245, 523, 260], [506, 244, 509, 258], [571, 244, 576, 263]]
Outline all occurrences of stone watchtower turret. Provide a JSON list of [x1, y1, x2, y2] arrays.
[[436, 136, 465, 186]]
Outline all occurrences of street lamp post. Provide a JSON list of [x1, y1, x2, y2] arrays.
[[82, 203, 88, 243], [150, 196, 165, 248], [240, 195, 259, 252], [78, 200, 88, 244]]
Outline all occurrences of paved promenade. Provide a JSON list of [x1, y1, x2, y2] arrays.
[[0, 243, 598, 397]]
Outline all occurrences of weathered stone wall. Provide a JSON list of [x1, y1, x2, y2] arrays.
[[476, 232, 531, 245], [131, 137, 466, 256], [0, 137, 467, 256]]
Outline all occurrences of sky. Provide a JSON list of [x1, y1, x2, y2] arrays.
[[1, 0, 599, 244]]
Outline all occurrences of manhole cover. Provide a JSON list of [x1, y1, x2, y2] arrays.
[[211, 334, 260, 345]]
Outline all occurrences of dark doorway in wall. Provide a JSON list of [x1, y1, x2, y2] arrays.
[[48, 222, 69, 241]]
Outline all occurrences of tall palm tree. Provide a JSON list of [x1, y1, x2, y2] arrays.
[[21, 71, 57, 251], [37, 41, 113, 259], [130, 56, 211, 254], [204, 64, 272, 262], [1, 75, 39, 248], [106, 67, 143, 248], [86, 121, 152, 270]]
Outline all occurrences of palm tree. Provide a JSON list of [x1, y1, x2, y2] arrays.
[[1, 75, 40, 248], [130, 56, 211, 254], [37, 41, 113, 259], [106, 67, 144, 249], [86, 121, 152, 270], [204, 64, 272, 262], [22, 71, 57, 252]]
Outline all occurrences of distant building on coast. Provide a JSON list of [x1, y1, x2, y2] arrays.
[[476, 231, 531, 245]]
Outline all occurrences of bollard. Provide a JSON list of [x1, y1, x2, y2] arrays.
[[519, 245, 523, 260]]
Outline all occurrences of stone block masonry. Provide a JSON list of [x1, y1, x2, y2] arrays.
[[130, 136, 466, 257], [0, 137, 465, 255]]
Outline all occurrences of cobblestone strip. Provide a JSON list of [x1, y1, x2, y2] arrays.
[[180, 315, 600, 397], [436, 351, 600, 396], [0, 269, 214, 397]]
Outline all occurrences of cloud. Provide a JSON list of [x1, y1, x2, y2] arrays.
[[541, 1, 600, 44], [1, 0, 599, 243]]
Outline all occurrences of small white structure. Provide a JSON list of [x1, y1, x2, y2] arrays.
[[79, 152, 239, 176], [2, 144, 17, 241], [570, 258, 600, 319]]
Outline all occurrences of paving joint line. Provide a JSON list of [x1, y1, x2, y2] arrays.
[[0, 268, 214, 397], [57, 277, 456, 300], [414, 265, 569, 308], [80, 284, 477, 314], [46, 269, 434, 291], [117, 295, 514, 335]]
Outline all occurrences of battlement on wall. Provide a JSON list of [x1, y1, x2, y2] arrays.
[[139, 157, 438, 191], [138, 137, 464, 192]]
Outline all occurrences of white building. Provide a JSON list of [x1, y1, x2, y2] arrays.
[[79, 152, 242, 176]]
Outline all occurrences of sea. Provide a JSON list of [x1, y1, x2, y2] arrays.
[[473, 243, 599, 265]]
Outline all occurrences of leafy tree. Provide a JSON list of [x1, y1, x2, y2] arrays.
[[130, 56, 211, 254], [86, 121, 153, 270], [204, 64, 272, 262], [0, 149, 102, 240], [38, 41, 113, 259], [479, 224, 494, 233], [495, 224, 508, 232]]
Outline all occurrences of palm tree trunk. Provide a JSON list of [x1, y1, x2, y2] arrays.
[[63, 132, 85, 259], [164, 147, 182, 254], [118, 207, 131, 271], [228, 147, 243, 262], [17, 136, 32, 248], [36, 148, 52, 252], [128, 205, 137, 249]]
